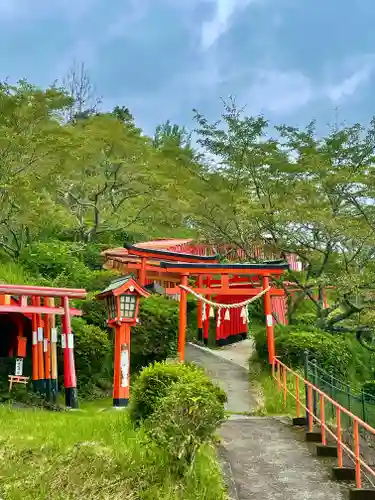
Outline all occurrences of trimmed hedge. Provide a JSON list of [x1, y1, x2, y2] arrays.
[[129, 361, 227, 426], [253, 324, 352, 376], [146, 381, 226, 470]]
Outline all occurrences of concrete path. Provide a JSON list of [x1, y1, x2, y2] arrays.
[[185, 343, 256, 413], [205, 339, 254, 370], [186, 343, 346, 500]]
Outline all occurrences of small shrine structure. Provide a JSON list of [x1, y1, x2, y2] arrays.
[[0, 283, 87, 408]]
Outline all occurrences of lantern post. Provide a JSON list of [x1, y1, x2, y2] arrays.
[[96, 276, 150, 408]]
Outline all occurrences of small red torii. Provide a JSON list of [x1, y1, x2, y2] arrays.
[[0, 283, 87, 408]]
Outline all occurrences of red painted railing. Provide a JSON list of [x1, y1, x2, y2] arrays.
[[272, 357, 375, 489]]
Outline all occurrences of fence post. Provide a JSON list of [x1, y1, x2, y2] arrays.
[[330, 371, 335, 420], [361, 390, 367, 423], [312, 358, 318, 417], [346, 384, 351, 411], [304, 350, 309, 429]]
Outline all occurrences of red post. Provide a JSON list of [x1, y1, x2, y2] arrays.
[[308, 385, 313, 432], [336, 408, 343, 468], [113, 323, 131, 407], [62, 296, 78, 408], [295, 375, 301, 417], [49, 298, 58, 401], [31, 297, 39, 392], [139, 257, 147, 287], [36, 296, 45, 392], [354, 420, 361, 488], [262, 275, 275, 364], [320, 394, 326, 445], [178, 274, 188, 362], [44, 308, 52, 400], [203, 302, 209, 342], [197, 276, 203, 341], [283, 366, 287, 406]]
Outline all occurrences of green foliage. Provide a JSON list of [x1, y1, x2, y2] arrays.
[[0, 261, 37, 285], [146, 381, 226, 471], [19, 241, 90, 286], [192, 100, 375, 338], [80, 294, 108, 328], [363, 381, 375, 400], [129, 361, 227, 426], [131, 295, 179, 370], [292, 312, 316, 326], [81, 243, 106, 270], [253, 324, 352, 376], [70, 318, 113, 398], [0, 406, 227, 500]]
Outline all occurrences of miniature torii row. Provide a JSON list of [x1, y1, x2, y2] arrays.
[[0, 283, 87, 408]]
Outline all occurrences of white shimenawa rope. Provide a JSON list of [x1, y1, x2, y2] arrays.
[[179, 284, 271, 326]]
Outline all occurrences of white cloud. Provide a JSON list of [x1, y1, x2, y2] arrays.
[[245, 69, 313, 114], [325, 64, 374, 103], [200, 0, 258, 51]]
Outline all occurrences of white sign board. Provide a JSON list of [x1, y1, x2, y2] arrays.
[[120, 344, 129, 388], [15, 358, 23, 376]]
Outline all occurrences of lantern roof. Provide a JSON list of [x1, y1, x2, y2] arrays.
[[96, 276, 150, 299]]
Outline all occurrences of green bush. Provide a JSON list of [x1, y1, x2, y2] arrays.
[[129, 361, 227, 426], [146, 381, 226, 471], [131, 295, 179, 370], [69, 318, 113, 398], [291, 312, 316, 326], [79, 294, 108, 328], [253, 324, 351, 376], [19, 241, 91, 287], [81, 243, 106, 270], [79, 270, 118, 293], [0, 262, 36, 285], [362, 381, 375, 401]]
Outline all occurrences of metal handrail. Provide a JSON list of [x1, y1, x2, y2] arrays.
[[272, 356, 375, 489]]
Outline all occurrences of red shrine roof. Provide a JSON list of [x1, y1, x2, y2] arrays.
[[134, 239, 194, 250], [103, 239, 195, 257]]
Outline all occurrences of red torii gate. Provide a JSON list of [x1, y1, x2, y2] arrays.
[[102, 243, 289, 363], [0, 283, 87, 408]]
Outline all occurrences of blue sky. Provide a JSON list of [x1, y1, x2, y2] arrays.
[[1, 0, 374, 135]]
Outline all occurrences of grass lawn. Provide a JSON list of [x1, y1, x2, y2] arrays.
[[248, 355, 305, 417], [0, 403, 227, 500]]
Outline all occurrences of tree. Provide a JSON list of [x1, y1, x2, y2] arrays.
[[191, 98, 375, 345], [58, 113, 156, 242], [0, 80, 77, 257], [61, 61, 101, 123]]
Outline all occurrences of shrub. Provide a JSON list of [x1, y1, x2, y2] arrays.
[[81, 243, 106, 270], [253, 324, 351, 376], [68, 318, 113, 398], [129, 361, 227, 426], [291, 312, 316, 326], [79, 294, 108, 328], [131, 295, 179, 370], [19, 241, 91, 286], [146, 381, 226, 471], [362, 381, 375, 402], [0, 262, 36, 285]]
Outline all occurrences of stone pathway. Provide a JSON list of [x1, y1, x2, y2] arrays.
[[186, 343, 346, 500], [203, 339, 254, 370], [185, 343, 256, 413]]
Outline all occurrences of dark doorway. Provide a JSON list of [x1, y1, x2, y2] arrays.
[[0, 314, 18, 357]]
